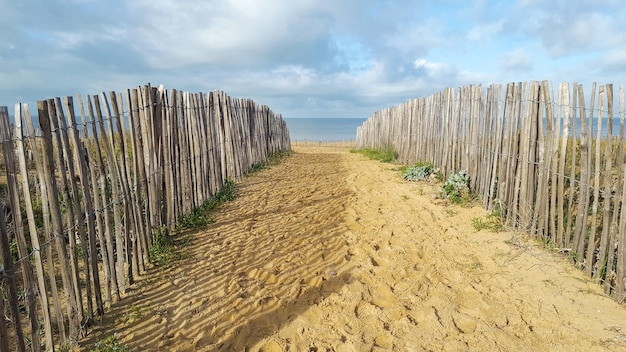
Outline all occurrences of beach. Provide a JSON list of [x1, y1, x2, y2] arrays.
[[81, 144, 626, 351]]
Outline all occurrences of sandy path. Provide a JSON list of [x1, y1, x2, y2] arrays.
[[83, 145, 626, 351]]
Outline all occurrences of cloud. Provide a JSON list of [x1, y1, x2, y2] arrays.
[[514, 0, 626, 57], [499, 49, 532, 71], [2, 0, 626, 119], [414, 59, 454, 78], [467, 20, 505, 41], [596, 49, 626, 74], [125, 0, 336, 69]]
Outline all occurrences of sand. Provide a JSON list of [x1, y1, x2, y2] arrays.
[[81, 145, 626, 351]]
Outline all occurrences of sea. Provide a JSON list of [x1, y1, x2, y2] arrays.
[[284, 118, 367, 142]]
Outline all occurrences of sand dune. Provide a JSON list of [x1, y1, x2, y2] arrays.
[[82, 145, 626, 351]]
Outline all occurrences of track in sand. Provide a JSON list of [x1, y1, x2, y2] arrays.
[[82, 145, 626, 351]]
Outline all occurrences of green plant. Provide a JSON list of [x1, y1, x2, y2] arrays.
[[94, 333, 129, 352], [403, 161, 435, 181], [9, 239, 18, 261], [472, 204, 505, 232], [471, 216, 502, 232], [151, 179, 239, 267], [57, 344, 71, 352], [149, 226, 178, 267], [249, 150, 292, 173], [176, 179, 238, 231], [214, 179, 238, 204], [440, 170, 471, 204], [178, 207, 211, 229], [350, 146, 397, 163], [76, 244, 84, 260], [122, 304, 146, 323]]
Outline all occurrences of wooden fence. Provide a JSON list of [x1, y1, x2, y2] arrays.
[[357, 81, 626, 302], [0, 83, 291, 351]]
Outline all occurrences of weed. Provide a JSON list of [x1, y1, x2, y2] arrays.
[[151, 179, 239, 267], [440, 170, 471, 204], [472, 205, 505, 232], [176, 179, 238, 231], [122, 304, 146, 324], [403, 161, 435, 181], [214, 179, 238, 204], [350, 146, 397, 163], [471, 217, 486, 231], [178, 207, 211, 229], [57, 344, 71, 352], [472, 216, 503, 232], [9, 239, 18, 261], [94, 333, 129, 352], [76, 245, 84, 260], [148, 226, 180, 267], [249, 150, 292, 173]]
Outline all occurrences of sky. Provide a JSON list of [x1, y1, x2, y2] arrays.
[[1, 0, 626, 119]]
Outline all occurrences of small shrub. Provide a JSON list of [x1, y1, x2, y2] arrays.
[[403, 161, 435, 181], [441, 170, 471, 204]]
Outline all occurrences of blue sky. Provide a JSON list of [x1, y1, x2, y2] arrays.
[[1, 0, 625, 118]]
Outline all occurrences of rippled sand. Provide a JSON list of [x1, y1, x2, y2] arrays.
[[82, 144, 626, 352]]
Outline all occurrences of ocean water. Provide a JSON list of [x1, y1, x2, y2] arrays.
[[284, 118, 367, 141]]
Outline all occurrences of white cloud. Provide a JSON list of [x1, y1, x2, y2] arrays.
[[467, 20, 505, 41], [126, 0, 333, 68], [414, 59, 454, 78], [499, 49, 532, 71], [595, 49, 626, 74], [3, 0, 626, 118], [457, 70, 495, 85], [514, 0, 626, 57]]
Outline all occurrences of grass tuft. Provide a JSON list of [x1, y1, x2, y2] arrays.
[[176, 178, 238, 231], [93, 333, 129, 352], [150, 178, 240, 268], [148, 226, 181, 268], [149, 149, 288, 269], [350, 146, 398, 163], [249, 150, 292, 173], [472, 203, 506, 232]]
